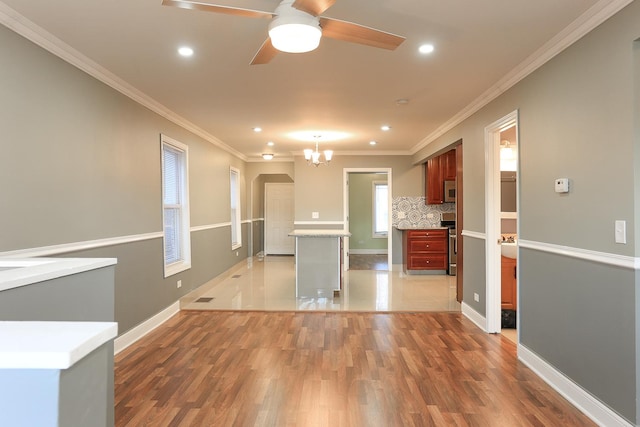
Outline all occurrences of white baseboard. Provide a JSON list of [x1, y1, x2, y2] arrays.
[[461, 302, 487, 332], [114, 301, 180, 355], [349, 249, 388, 255], [518, 345, 633, 427]]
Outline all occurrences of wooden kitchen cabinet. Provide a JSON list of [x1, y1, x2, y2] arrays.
[[403, 229, 448, 273], [426, 156, 443, 204], [501, 256, 517, 310], [425, 149, 456, 204], [442, 150, 457, 181]]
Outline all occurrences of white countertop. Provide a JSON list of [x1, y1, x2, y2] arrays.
[[289, 230, 351, 237], [0, 257, 117, 292], [0, 321, 118, 369]]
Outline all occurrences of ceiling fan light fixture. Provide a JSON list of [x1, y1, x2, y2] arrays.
[[269, 21, 321, 53]]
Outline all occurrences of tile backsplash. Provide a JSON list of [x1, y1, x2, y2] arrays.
[[392, 197, 455, 228]]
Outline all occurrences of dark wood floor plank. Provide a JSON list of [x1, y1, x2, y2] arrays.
[[115, 311, 595, 426]]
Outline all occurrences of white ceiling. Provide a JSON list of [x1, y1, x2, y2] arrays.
[[1, 0, 608, 160]]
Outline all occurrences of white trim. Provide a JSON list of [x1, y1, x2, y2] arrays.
[[485, 112, 518, 334], [349, 249, 388, 255], [294, 221, 345, 225], [518, 345, 633, 427], [190, 222, 231, 233], [501, 212, 518, 219], [411, 0, 634, 155], [519, 239, 637, 270], [343, 168, 393, 273], [230, 166, 242, 250], [114, 302, 180, 355], [461, 230, 486, 240], [0, 1, 247, 161], [0, 232, 163, 258], [461, 302, 487, 332], [0, 3, 246, 162], [162, 135, 192, 278]]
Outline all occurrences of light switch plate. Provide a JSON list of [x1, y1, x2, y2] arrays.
[[615, 220, 626, 244]]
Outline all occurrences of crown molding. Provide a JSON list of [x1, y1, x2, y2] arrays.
[[411, 0, 634, 156], [0, 1, 247, 161]]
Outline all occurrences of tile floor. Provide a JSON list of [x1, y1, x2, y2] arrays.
[[181, 255, 461, 312]]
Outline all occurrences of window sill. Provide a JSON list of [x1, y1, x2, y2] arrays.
[[164, 260, 191, 278]]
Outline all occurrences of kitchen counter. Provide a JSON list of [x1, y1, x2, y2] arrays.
[[0, 257, 116, 292], [289, 230, 350, 298], [0, 321, 117, 427], [0, 321, 117, 369]]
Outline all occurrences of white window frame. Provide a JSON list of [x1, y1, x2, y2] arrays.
[[161, 134, 191, 277], [230, 166, 242, 250], [372, 181, 388, 238]]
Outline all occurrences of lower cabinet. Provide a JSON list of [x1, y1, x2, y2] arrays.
[[501, 256, 517, 310], [403, 229, 448, 273]]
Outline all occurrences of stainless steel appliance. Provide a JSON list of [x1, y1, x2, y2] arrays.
[[440, 212, 456, 276], [444, 180, 456, 203]]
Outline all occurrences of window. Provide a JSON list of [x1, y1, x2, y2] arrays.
[[373, 181, 388, 237], [230, 166, 242, 249], [161, 135, 191, 277]]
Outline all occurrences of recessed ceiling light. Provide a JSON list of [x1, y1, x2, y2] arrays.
[[178, 46, 194, 57], [253, 127, 262, 132], [419, 44, 435, 54], [369, 141, 377, 146], [381, 125, 391, 131], [267, 141, 275, 146]]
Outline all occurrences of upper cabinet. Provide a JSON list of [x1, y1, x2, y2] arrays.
[[426, 156, 443, 204], [442, 150, 456, 181], [425, 149, 456, 205]]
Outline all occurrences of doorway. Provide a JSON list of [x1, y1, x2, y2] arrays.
[[343, 168, 392, 271], [265, 183, 295, 255], [484, 110, 519, 334]]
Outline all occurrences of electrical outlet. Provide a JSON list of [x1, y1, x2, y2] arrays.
[[474, 293, 479, 302], [177, 280, 182, 289], [312, 211, 319, 219]]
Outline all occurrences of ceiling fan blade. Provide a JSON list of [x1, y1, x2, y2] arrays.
[[292, 0, 336, 16], [319, 17, 405, 50], [250, 38, 279, 65], [161, 0, 273, 19]]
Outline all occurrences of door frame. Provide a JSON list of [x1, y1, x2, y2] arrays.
[[343, 168, 393, 270], [484, 110, 519, 333]]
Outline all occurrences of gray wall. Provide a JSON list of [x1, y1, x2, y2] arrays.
[[294, 155, 422, 223], [0, 25, 250, 334], [413, 2, 640, 423]]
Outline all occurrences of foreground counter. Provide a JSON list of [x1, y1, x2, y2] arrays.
[[289, 230, 351, 298]]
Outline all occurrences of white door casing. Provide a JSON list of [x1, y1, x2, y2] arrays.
[[343, 168, 393, 271], [484, 110, 518, 334], [265, 183, 294, 255]]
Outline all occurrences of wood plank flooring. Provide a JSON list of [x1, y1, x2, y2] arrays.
[[115, 311, 595, 426]]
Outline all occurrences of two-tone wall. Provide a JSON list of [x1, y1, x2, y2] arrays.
[[0, 24, 258, 334], [414, 1, 640, 424]]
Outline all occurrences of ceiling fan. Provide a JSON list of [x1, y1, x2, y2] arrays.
[[161, 0, 405, 65]]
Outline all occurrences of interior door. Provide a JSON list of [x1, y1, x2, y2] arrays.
[[265, 183, 294, 255]]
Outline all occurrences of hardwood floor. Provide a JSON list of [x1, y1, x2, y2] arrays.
[[348, 254, 388, 271], [115, 311, 595, 426]]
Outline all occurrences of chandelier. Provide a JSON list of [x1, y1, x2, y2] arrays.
[[303, 141, 333, 166]]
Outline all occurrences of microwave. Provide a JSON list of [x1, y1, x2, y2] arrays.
[[444, 180, 456, 203]]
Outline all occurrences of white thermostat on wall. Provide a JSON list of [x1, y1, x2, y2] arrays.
[[555, 178, 569, 193]]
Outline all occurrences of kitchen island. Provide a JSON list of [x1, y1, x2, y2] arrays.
[[289, 230, 350, 298]]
